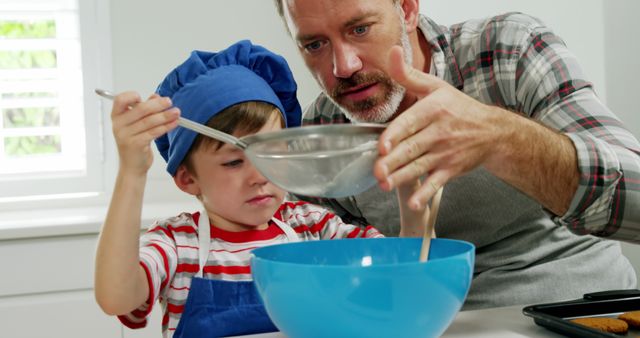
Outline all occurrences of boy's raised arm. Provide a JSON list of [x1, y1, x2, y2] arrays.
[[94, 92, 180, 315]]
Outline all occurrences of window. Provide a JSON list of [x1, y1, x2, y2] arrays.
[[0, 0, 109, 204]]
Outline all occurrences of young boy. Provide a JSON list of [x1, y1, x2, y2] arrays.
[[94, 40, 428, 338]]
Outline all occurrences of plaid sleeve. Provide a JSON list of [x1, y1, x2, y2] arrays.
[[500, 14, 640, 240]]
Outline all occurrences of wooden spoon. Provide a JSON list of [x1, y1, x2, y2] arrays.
[[419, 186, 444, 262]]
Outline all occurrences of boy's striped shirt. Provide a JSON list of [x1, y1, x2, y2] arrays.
[[118, 201, 383, 337]]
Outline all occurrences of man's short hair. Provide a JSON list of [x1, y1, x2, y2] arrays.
[[273, 0, 399, 19], [273, 0, 284, 18]]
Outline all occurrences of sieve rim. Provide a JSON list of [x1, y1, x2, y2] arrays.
[[241, 123, 385, 144]]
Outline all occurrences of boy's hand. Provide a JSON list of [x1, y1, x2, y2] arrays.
[[110, 91, 180, 175]]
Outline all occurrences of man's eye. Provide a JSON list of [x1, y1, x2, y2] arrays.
[[222, 159, 243, 167], [353, 25, 369, 36], [304, 40, 323, 52]]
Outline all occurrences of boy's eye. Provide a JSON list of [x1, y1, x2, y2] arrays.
[[222, 159, 243, 167]]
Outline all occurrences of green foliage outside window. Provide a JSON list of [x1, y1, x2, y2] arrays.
[[2, 92, 56, 99], [0, 20, 55, 38], [3, 107, 60, 128], [0, 50, 57, 69], [1, 105, 62, 156], [4, 135, 61, 157], [0, 20, 62, 156], [0, 20, 57, 69]]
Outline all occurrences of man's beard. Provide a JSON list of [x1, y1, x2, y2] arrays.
[[328, 19, 413, 123]]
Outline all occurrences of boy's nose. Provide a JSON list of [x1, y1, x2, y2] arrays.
[[248, 164, 269, 186]]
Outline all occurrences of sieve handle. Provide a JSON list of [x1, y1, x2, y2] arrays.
[[176, 116, 247, 149], [95, 89, 248, 149]]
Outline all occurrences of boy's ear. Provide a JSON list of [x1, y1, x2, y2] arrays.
[[173, 165, 201, 196]]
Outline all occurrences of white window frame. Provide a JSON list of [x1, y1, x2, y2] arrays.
[[0, 0, 112, 211]]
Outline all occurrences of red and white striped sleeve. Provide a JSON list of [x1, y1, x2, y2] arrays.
[[118, 216, 182, 328], [280, 201, 384, 239]]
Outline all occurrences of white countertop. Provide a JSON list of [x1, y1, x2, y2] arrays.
[[232, 305, 566, 338], [441, 305, 565, 337]]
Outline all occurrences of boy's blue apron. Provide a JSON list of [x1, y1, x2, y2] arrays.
[[173, 211, 299, 338]]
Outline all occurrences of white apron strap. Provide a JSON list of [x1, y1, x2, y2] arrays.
[[271, 217, 300, 243], [198, 213, 298, 277], [196, 210, 211, 278]]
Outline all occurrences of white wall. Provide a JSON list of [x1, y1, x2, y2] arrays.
[[425, 0, 607, 101], [603, 0, 640, 282], [603, 1, 640, 138]]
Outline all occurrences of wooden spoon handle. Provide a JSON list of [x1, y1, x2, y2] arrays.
[[419, 186, 444, 262]]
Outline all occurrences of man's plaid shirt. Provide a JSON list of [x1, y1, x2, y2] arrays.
[[301, 12, 640, 242]]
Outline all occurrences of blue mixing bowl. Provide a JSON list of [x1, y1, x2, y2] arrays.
[[251, 237, 475, 338]]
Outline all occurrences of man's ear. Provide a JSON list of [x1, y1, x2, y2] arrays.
[[173, 165, 201, 196], [399, 0, 420, 33]]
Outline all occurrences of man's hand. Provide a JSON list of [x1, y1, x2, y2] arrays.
[[375, 46, 579, 215], [374, 46, 505, 210]]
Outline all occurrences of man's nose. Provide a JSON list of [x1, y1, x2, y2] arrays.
[[332, 43, 362, 78]]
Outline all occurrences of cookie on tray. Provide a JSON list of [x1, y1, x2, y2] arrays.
[[570, 317, 629, 334], [619, 310, 640, 328]]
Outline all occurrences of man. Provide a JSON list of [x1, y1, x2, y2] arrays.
[[273, 0, 640, 309]]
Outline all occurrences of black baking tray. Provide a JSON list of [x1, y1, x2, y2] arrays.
[[523, 289, 640, 337]]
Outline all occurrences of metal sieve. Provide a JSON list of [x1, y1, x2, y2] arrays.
[[96, 89, 384, 197]]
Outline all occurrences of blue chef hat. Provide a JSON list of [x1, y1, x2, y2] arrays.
[[154, 40, 302, 176]]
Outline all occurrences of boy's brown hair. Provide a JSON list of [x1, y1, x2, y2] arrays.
[[182, 101, 283, 176]]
